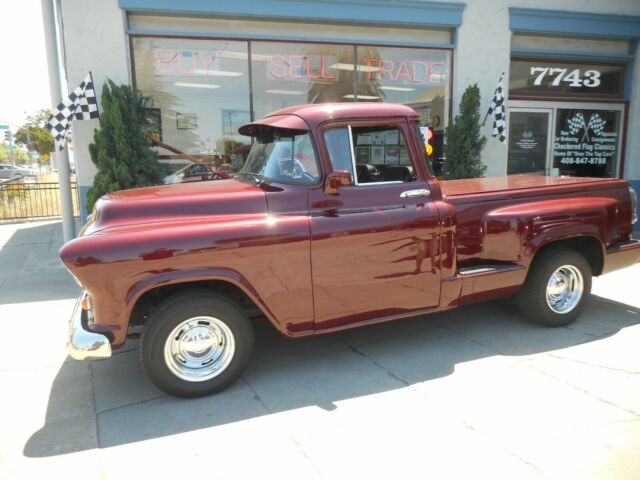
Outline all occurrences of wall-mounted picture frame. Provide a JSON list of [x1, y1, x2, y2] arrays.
[[399, 146, 411, 165], [355, 146, 370, 164], [385, 145, 400, 165], [370, 146, 385, 164], [356, 132, 372, 145], [372, 131, 385, 145], [385, 128, 399, 145], [222, 109, 251, 137], [176, 113, 197, 130]]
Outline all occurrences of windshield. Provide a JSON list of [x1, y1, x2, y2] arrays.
[[240, 131, 320, 185]]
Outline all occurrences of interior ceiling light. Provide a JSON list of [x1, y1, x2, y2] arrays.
[[380, 86, 416, 92], [266, 89, 305, 95], [190, 69, 244, 77], [174, 82, 221, 89]]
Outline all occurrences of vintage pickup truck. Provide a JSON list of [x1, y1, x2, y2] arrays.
[[61, 103, 640, 397]]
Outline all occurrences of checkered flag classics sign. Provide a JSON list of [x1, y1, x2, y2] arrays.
[[567, 113, 586, 135], [46, 73, 100, 150], [483, 74, 507, 143]]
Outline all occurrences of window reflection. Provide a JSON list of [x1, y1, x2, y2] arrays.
[[356, 46, 450, 167], [132, 37, 251, 175], [250, 42, 356, 119]]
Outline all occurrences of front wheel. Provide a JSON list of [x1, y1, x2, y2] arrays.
[[140, 289, 254, 398], [518, 248, 592, 327]]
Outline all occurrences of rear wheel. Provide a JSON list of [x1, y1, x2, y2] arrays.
[[518, 248, 592, 327], [140, 289, 254, 398]]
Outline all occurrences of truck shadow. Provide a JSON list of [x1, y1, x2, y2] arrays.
[[24, 294, 640, 457]]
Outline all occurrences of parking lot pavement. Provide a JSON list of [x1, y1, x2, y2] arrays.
[[1, 220, 639, 480]]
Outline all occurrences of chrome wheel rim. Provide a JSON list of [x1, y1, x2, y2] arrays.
[[164, 316, 235, 382], [546, 265, 584, 314]]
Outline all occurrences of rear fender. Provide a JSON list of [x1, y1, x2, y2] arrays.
[[483, 197, 615, 264]]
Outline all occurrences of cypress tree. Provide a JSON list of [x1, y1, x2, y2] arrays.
[[86, 80, 163, 211], [443, 84, 487, 179]]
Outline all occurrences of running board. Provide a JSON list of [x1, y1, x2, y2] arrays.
[[457, 264, 526, 277]]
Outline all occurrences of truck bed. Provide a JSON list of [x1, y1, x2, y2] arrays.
[[438, 175, 634, 268], [440, 175, 621, 198]]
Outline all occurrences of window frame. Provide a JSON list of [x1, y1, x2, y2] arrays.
[[321, 119, 419, 186]]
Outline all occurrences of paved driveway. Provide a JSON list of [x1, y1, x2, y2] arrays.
[[1, 221, 639, 479]]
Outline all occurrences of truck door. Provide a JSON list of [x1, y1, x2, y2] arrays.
[[309, 119, 441, 330]]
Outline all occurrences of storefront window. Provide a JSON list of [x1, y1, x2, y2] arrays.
[[250, 42, 355, 119], [132, 37, 252, 176], [553, 108, 621, 177], [356, 47, 450, 171], [132, 36, 452, 182]]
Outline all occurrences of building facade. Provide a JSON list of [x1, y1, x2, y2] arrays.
[[58, 0, 640, 226]]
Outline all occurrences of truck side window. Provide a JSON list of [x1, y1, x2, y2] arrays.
[[324, 125, 416, 185]]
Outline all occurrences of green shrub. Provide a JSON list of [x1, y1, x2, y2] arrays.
[[86, 80, 162, 211], [443, 84, 487, 179]]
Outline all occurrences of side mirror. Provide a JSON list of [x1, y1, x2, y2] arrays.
[[324, 170, 353, 195]]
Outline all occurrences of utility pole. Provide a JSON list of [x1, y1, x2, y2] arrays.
[[41, 0, 75, 241]]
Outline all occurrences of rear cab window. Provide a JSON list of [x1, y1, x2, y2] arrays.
[[323, 124, 417, 185]]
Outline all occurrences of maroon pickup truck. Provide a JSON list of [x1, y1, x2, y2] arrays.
[[60, 103, 640, 398]]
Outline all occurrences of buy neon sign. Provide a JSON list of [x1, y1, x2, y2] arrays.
[[153, 49, 221, 75]]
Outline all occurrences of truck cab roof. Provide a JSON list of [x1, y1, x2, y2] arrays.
[[239, 102, 419, 135]]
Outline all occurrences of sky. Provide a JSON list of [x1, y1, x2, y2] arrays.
[[0, 0, 52, 131]]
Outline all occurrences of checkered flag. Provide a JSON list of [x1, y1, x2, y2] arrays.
[[587, 113, 606, 136], [567, 113, 586, 135], [46, 72, 100, 151], [483, 74, 507, 143]]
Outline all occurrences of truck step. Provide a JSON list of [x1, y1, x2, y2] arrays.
[[457, 264, 525, 276]]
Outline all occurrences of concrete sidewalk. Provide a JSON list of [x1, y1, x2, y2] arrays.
[[1, 220, 639, 480]]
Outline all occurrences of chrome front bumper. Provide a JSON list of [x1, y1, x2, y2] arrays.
[[67, 292, 112, 360]]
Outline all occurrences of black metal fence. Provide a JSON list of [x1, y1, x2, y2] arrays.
[[0, 179, 79, 220]]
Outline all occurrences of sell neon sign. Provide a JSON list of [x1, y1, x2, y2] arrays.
[[268, 55, 337, 81]]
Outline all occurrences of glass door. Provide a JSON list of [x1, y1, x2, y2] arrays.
[[507, 108, 553, 175], [509, 101, 625, 178]]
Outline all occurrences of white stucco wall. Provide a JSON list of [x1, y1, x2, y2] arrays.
[[59, 0, 129, 217], [454, 0, 512, 177]]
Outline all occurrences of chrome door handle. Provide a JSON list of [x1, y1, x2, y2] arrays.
[[400, 189, 431, 198]]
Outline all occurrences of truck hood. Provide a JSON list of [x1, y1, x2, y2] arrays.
[[81, 179, 267, 235]]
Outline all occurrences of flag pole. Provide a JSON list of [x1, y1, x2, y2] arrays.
[[42, 0, 75, 241]]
